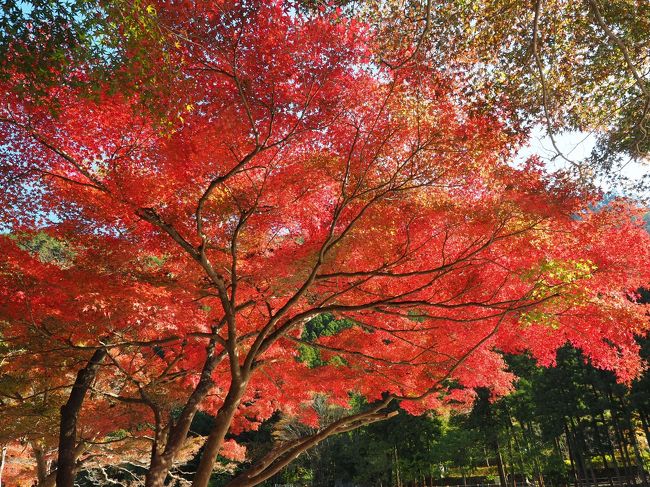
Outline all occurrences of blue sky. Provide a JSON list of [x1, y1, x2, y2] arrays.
[[517, 127, 648, 197]]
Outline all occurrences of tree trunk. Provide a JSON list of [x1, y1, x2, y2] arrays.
[[225, 403, 397, 487], [639, 410, 650, 453], [590, 415, 613, 487], [613, 416, 635, 483], [32, 442, 50, 485], [56, 348, 107, 487], [191, 384, 245, 487], [39, 473, 57, 487], [143, 339, 225, 487], [564, 422, 580, 487], [618, 396, 649, 487], [572, 417, 597, 487], [508, 415, 527, 486], [605, 383, 637, 486], [611, 400, 636, 485], [145, 453, 172, 487], [395, 446, 402, 487], [628, 424, 649, 486], [598, 411, 621, 485], [0, 445, 6, 487], [522, 420, 545, 487], [495, 439, 508, 487]]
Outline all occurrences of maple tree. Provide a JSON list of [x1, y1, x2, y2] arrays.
[[362, 0, 650, 186], [0, 232, 213, 485], [1, 2, 649, 487]]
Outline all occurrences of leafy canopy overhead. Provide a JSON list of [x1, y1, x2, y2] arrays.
[[365, 0, 650, 186], [1, 1, 649, 485]]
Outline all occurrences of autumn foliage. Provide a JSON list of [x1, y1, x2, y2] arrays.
[[0, 1, 649, 486]]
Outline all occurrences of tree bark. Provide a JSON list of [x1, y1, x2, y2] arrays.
[[38, 473, 57, 487], [598, 411, 622, 484], [591, 416, 614, 487], [630, 428, 649, 487], [639, 410, 650, 453], [145, 452, 172, 487], [395, 445, 402, 487], [617, 394, 649, 487], [0, 445, 6, 487], [191, 384, 246, 487], [610, 394, 637, 485], [224, 402, 396, 487], [32, 442, 49, 485], [507, 415, 527, 486], [144, 342, 225, 487], [522, 420, 545, 487], [572, 417, 597, 487], [495, 438, 508, 487], [564, 422, 581, 487], [55, 348, 107, 487]]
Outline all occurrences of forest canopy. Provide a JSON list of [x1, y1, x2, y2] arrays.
[[0, 1, 649, 486]]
